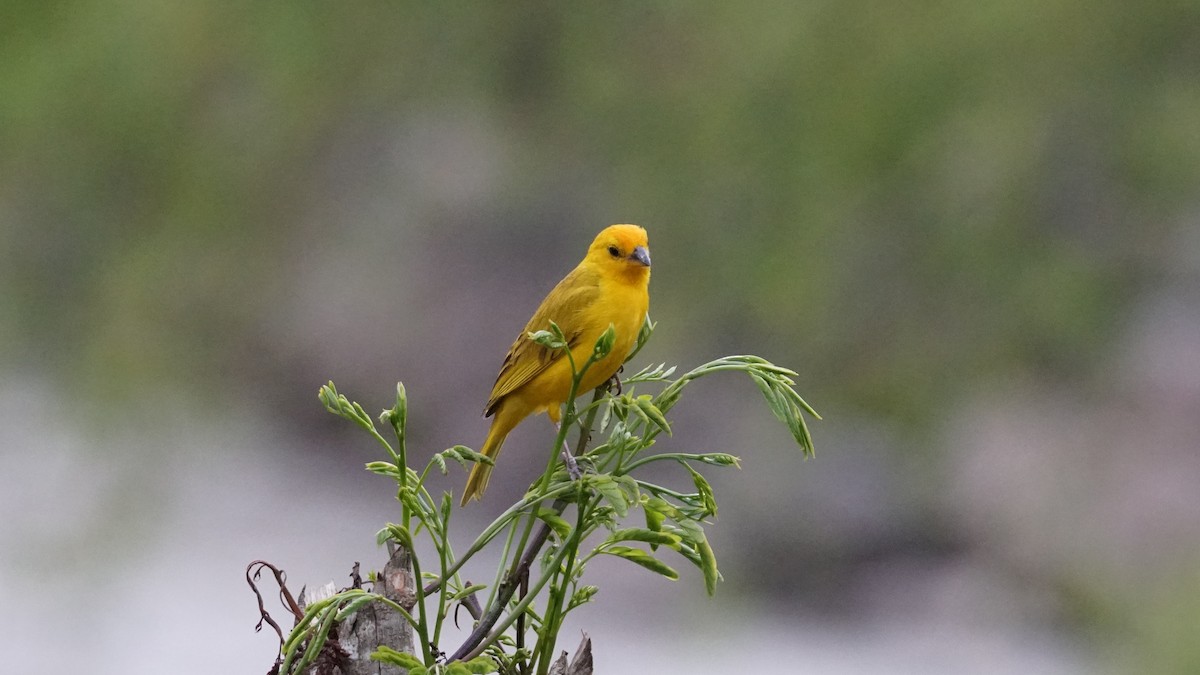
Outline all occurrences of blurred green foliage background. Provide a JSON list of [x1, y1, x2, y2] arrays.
[[3, 2, 1199, 673]]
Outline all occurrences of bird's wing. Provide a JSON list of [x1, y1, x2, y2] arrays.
[[484, 265, 601, 416]]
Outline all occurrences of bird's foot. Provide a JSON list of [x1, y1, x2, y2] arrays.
[[606, 366, 624, 396], [561, 446, 582, 481]]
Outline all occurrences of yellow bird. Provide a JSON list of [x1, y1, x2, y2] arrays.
[[461, 224, 652, 505]]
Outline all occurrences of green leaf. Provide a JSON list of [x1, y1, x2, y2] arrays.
[[645, 497, 704, 541], [317, 381, 341, 415], [352, 401, 372, 424], [747, 359, 800, 378], [602, 545, 679, 580], [568, 584, 599, 611], [684, 464, 718, 517], [611, 397, 630, 424], [389, 381, 408, 434], [587, 502, 618, 529], [319, 381, 374, 429], [748, 372, 786, 421], [593, 323, 616, 358], [398, 488, 427, 521], [652, 385, 684, 415], [605, 528, 682, 548], [675, 541, 702, 568], [698, 537, 720, 596], [448, 445, 493, 466], [365, 461, 400, 476], [536, 508, 572, 539], [644, 502, 665, 536], [528, 330, 565, 349], [296, 604, 339, 671], [590, 475, 628, 517], [530, 321, 569, 350], [696, 453, 741, 468], [634, 395, 672, 436], [334, 593, 376, 621], [615, 474, 641, 502], [463, 656, 501, 673], [371, 645, 423, 668], [598, 400, 613, 433], [627, 395, 651, 427], [665, 518, 705, 543], [604, 422, 635, 457], [644, 496, 683, 521], [625, 362, 677, 383], [777, 381, 821, 419], [627, 314, 655, 362], [430, 453, 448, 474], [445, 663, 472, 675], [746, 372, 817, 457], [385, 523, 414, 548], [440, 491, 453, 528]]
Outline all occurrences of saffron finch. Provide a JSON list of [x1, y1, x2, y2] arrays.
[[461, 224, 652, 505]]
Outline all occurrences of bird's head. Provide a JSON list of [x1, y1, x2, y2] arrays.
[[587, 224, 651, 281]]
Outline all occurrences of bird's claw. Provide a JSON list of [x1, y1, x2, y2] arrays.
[[561, 447, 582, 481], [606, 366, 624, 396]]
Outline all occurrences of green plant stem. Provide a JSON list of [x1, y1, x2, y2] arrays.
[[634, 480, 697, 501], [460, 517, 582, 662], [353, 426, 404, 482], [449, 384, 607, 664], [400, 532, 434, 664], [484, 515, 519, 616], [423, 483, 577, 597], [505, 352, 603, 587], [618, 452, 725, 474], [500, 348, 592, 619], [392, 436, 411, 537], [534, 494, 593, 675], [293, 600, 340, 673], [369, 593, 424, 631], [432, 504, 452, 649], [448, 511, 556, 662]]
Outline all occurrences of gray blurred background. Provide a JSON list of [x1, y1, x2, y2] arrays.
[[3, 2, 1199, 673]]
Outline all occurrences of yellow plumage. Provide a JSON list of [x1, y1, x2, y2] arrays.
[[461, 224, 652, 505]]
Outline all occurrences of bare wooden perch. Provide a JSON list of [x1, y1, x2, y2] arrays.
[[328, 545, 416, 675], [251, 544, 416, 675], [547, 635, 593, 675]]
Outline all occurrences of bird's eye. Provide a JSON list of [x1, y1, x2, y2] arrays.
[[607, 245, 620, 257]]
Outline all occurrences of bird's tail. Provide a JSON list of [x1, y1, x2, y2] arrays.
[[461, 418, 509, 506]]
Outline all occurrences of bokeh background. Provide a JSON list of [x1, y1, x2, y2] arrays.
[[4, 2, 1200, 673]]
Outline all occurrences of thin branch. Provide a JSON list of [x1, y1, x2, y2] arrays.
[[448, 508, 557, 662], [448, 385, 609, 663]]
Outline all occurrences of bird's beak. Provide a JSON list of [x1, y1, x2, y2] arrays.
[[630, 245, 651, 267]]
